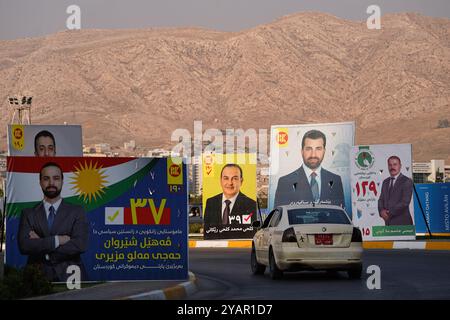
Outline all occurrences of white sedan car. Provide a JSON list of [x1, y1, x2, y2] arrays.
[[251, 204, 363, 279]]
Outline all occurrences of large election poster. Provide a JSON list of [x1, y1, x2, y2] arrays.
[[268, 122, 354, 217], [7, 124, 82, 156], [202, 153, 257, 240], [5, 157, 188, 282], [414, 183, 450, 236], [350, 144, 415, 241]]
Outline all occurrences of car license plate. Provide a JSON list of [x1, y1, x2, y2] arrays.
[[315, 234, 333, 245]]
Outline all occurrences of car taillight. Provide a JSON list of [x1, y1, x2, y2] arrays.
[[282, 227, 297, 242], [351, 227, 362, 242]]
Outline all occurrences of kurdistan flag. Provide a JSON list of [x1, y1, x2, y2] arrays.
[[6, 157, 158, 218]]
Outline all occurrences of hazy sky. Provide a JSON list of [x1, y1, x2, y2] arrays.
[[1, 0, 449, 40]]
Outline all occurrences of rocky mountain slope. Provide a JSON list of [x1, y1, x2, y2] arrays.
[[0, 12, 449, 161]]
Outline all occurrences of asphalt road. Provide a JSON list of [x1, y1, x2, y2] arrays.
[[186, 248, 450, 300]]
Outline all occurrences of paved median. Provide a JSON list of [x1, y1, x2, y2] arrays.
[[124, 271, 198, 300]]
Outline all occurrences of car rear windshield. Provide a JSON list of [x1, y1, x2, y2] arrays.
[[288, 208, 351, 225]]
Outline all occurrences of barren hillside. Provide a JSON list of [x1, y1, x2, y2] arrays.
[[0, 12, 449, 161]]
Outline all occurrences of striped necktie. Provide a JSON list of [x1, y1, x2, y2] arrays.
[[310, 172, 320, 202]]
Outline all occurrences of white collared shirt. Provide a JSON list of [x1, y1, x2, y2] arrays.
[[43, 198, 63, 255], [43, 198, 62, 220], [221, 193, 239, 220], [389, 172, 401, 188], [303, 165, 322, 197]]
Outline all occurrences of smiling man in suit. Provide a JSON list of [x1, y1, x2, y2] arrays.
[[204, 164, 257, 225], [18, 162, 89, 282], [274, 129, 345, 208], [378, 156, 413, 226]]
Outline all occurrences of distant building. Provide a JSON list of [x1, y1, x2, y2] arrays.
[[147, 148, 170, 157], [82, 145, 96, 154], [83, 144, 115, 157], [0, 156, 6, 180], [189, 156, 202, 196], [95, 143, 111, 153], [147, 149, 181, 158], [413, 160, 448, 183], [84, 153, 107, 157], [256, 165, 269, 207], [0, 157, 6, 172], [124, 140, 136, 151]]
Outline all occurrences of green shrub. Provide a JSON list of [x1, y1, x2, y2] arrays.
[[189, 223, 203, 234], [0, 265, 53, 300]]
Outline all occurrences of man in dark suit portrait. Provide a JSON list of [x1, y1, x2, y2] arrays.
[[18, 162, 89, 282], [204, 164, 257, 225], [274, 129, 345, 208], [378, 156, 413, 226], [34, 130, 56, 157]]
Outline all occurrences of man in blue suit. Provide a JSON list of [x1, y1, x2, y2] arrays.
[[274, 130, 345, 208]]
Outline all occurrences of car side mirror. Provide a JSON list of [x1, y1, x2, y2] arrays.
[[252, 220, 261, 228]]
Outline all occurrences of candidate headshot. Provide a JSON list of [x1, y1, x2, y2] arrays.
[[204, 164, 257, 225], [34, 130, 56, 157], [274, 129, 345, 208], [378, 156, 414, 226], [18, 162, 89, 282]]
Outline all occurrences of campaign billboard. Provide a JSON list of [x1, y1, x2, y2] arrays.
[[414, 183, 450, 236], [5, 157, 188, 282], [202, 153, 257, 240], [268, 122, 354, 216], [350, 144, 415, 241], [7, 124, 83, 157]]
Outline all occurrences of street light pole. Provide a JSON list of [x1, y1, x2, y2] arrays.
[[8, 95, 32, 124]]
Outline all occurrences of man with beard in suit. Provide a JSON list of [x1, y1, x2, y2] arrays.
[[18, 162, 89, 282], [378, 156, 414, 226], [204, 164, 257, 225], [274, 129, 345, 208]]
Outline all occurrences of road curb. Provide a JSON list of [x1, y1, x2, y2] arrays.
[[123, 271, 198, 300], [188, 240, 450, 250], [363, 241, 450, 250]]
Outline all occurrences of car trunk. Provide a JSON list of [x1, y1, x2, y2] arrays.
[[292, 224, 353, 248]]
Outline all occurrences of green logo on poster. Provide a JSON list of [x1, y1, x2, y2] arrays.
[[355, 147, 375, 170]]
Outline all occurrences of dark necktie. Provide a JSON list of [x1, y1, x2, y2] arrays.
[[388, 177, 395, 198], [222, 200, 231, 224], [48, 205, 56, 230], [310, 172, 319, 202]]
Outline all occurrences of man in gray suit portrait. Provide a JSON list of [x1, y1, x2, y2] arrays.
[[34, 130, 56, 157], [18, 162, 89, 282], [274, 129, 345, 208], [378, 156, 414, 226]]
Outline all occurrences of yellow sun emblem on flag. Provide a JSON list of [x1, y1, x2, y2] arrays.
[[70, 161, 108, 202]]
